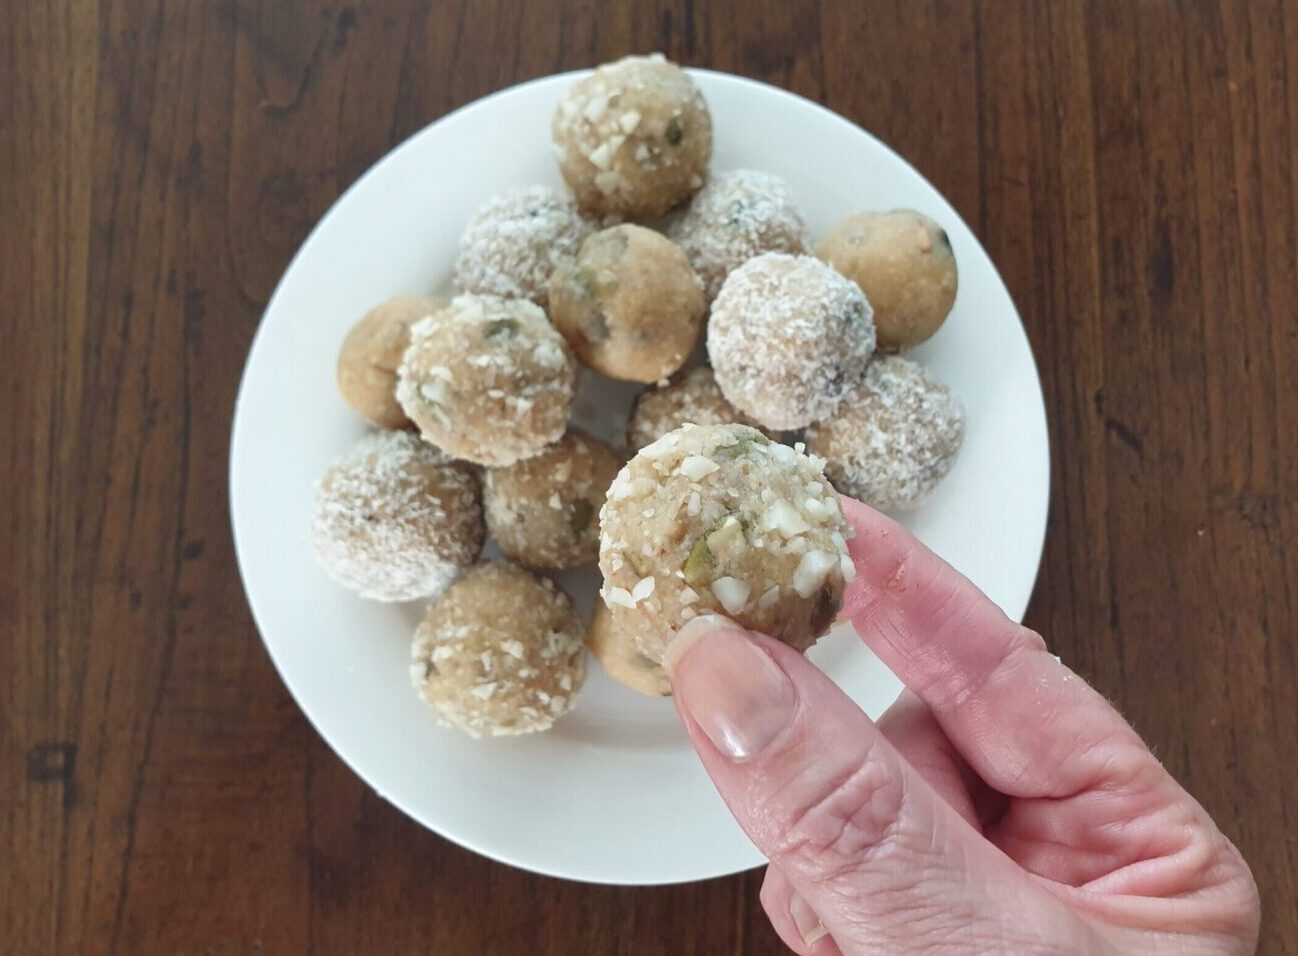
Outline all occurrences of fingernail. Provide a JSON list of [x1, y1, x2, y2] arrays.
[[663, 613, 734, 672], [789, 892, 828, 948], [665, 615, 796, 761]]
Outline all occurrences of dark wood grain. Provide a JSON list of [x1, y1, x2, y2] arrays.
[[3, 1, 1296, 952]]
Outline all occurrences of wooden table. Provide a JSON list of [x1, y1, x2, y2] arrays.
[[5, 1, 1296, 952]]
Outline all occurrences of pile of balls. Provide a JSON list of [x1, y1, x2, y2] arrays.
[[314, 55, 964, 738]]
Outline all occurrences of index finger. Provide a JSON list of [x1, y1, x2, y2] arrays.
[[839, 497, 1151, 798]]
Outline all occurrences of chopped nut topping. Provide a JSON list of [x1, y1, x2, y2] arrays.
[[793, 550, 839, 598], [679, 455, 720, 480], [711, 576, 751, 615]]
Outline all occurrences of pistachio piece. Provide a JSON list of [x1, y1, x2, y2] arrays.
[[683, 536, 713, 586]]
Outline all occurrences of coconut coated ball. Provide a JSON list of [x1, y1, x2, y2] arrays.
[[815, 209, 957, 351], [410, 562, 586, 737], [454, 185, 594, 307], [598, 423, 854, 663], [395, 294, 576, 467], [311, 430, 484, 602], [483, 428, 623, 570], [551, 54, 712, 220], [336, 294, 443, 428], [588, 601, 671, 697], [806, 356, 964, 511], [666, 169, 808, 301], [708, 253, 875, 430], [626, 366, 762, 450], [548, 224, 705, 383]]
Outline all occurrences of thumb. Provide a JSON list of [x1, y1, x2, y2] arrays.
[[665, 615, 1092, 952]]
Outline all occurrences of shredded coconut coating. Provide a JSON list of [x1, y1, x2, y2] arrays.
[[708, 253, 876, 430], [815, 209, 958, 351], [626, 366, 763, 450], [411, 562, 586, 737], [551, 54, 712, 220], [548, 224, 705, 383], [587, 601, 671, 697], [484, 428, 623, 570], [598, 423, 853, 662], [396, 294, 577, 467], [311, 431, 484, 602], [337, 294, 443, 428], [454, 185, 594, 307], [806, 356, 965, 511], [666, 169, 809, 301]]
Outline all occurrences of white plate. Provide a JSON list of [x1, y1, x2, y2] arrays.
[[229, 69, 1049, 886]]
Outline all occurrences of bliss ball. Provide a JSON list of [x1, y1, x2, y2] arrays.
[[395, 294, 576, 467], [806, 356, 965, 511], [815, 209, 957, 351], [548, 223, 705, 383], [337, 294, 443, 428], [626, 366, 763, 450], [598, 423, 853, 663], [454, 185, 594, 307], [410, 562, 586, 737], [666, 169, 808, 301], [708, 253, 875, 430], [588, 601, 671, 698], [312, 430, 484, 602], [551, 54, 712, 220], [484, 428, 623, 570]]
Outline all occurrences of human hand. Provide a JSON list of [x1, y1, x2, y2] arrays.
[[665, 498, 1259, 954]]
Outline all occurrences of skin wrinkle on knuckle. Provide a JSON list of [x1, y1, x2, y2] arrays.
[[1059, 726, 1156, 796], [1154, 827, 1258, 910], [1100, 901, 1254, 955], [835, 884, 1047, 956], [921, 623, 1043, 715], [765, 746, 912, 881], [833, 869, 945, 940], [1171, 833, 1235, 893], [916, 567, 987, 643]]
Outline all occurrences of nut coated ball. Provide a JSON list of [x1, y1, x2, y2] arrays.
[[410, 562, 586, 737], [396, 294, 576, 467], [551, 54, 712, 220], [598, 423, 854, 663]]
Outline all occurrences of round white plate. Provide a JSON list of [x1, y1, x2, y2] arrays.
[[230, 69, 1049, 886]]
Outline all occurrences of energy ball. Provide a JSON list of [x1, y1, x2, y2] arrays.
[[588, 602, 671, 697], [396, 294, 577, 467], [551, 54, 712, 220], [598, 423, 854, 663], [806, 356, 965, 511], [336, 294, 443, 428], [708, 253, 876, 430], [484, 428, 623, 570], [410, 562, 586, 737], [666, 169, 808, 301], [626, 366, 762, 450], [312, 430, 484, 602], [815, 209, 958, 351], [454, 185, 593, 307], [548, 224, 705, 383]]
